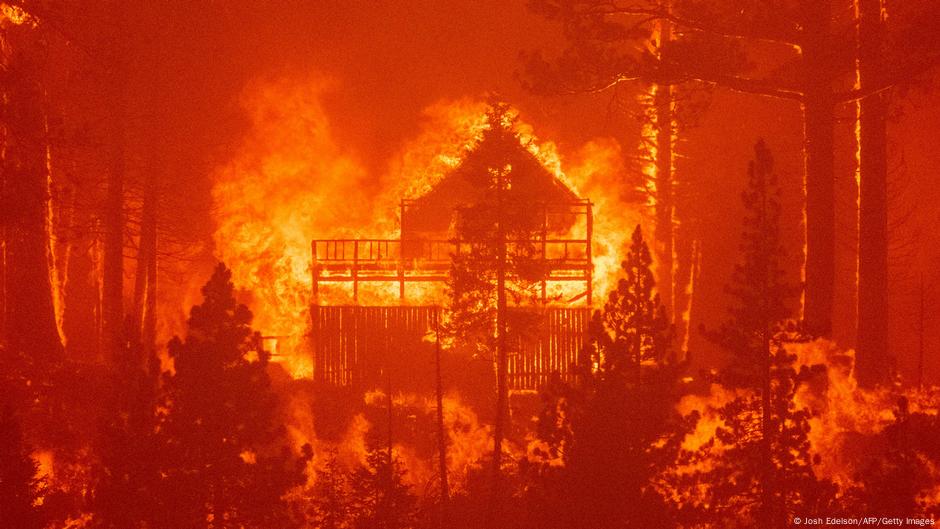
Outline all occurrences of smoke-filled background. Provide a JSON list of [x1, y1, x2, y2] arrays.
[[2, 1, 940, 528], [35, 0, 930, 379]]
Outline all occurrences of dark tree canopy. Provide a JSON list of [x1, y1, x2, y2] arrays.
[[705, 139, 796, 387], [599, 225, 672, 372], [527, 226, 688, 529], [348, 447, 418, 529], [845, 397, 940, 518], [678, 141, 833, 529], [156, 263, 310, 529], [0, 405, 47, 529]]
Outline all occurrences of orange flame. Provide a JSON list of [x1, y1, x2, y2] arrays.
[[213, 78, 373, 377], [674, 339, 939, 489], [213, 78, 644, 378]]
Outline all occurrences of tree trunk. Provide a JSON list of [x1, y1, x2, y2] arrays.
[[760, 336, 774, 528], [0, 31, 64, 359], [654, 77, 675, 336], [800, 1, 836, 337], [487, 168, 508, 529], [132, 162, 158, 360], [101, 1, 127, 361], [44, 114, 72, 349], [855, 0, 890, 388], [434, 323, 450, 525]]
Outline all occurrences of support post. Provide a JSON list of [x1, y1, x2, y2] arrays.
[[311, 241, 320, 305], [541, 203, 548, 304], [352, 241, 359, 303], [398, 252, 405, 302], [586, 201, 593, 306]]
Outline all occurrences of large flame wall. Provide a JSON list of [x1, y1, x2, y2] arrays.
[[212, 78, 643, 378]]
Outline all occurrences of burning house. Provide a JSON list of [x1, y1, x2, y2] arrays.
[[311, 106, 594, 391]]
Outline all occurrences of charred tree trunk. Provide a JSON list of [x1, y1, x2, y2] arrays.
[[487, 168, 508, 529], [855, 0, 890, 388], [101, 2, 128, 361], [132, 162, 158, 359], [760, 333, 775, 528], [434, 324, 450, 524], [0, 27, 63, 359], [101, 114, 125, 360], [916, 273, 925, 389], [654, 83, 675, 322], [653, 15, 676, 334], [143, 212, 156, 354], [800, 2, 836, 338], [800, 94, 835, 338]]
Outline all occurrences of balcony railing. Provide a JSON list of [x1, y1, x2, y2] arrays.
[[312, 199, 593, 305]]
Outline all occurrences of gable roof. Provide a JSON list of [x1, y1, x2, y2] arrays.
[[402, 115, 581, 236]]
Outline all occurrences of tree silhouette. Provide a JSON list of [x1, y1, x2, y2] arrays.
[[601, 225, 672, 373], [87, 356, 163, 529], [156, 263, 309, 529], [309, 449, 352, 529], [0, 404, 46, 529], [442, 101, 557, 526], [680, 141, 834, 529], [845, 397, 940, 518], [528, 227, 687, 528], [852, 0, 940, 387], [526, 0, 940, 375], [348, 447, 417, 529], [523, 1, 701, 349], [705, 139, 793, 388], [0, 4, 64, 359]]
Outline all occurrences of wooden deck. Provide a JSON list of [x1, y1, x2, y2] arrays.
[[311, 305, 590, 390]]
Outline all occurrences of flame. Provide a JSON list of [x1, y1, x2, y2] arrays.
[[379, 98, 489, 203], [362, 389, 494, 489], [676, 384, 744, 454], [674, 339, 939, 490], [789, 339, 939, 486], [213, 78, 374, 377], [564, 140, 644, 301], [679, 240, 701, 354], [0, 3, 34, 26], [45, 112, 67, 346], [34, 449, 54, 481], [213, 78, 643, 378], [854, 0, 863, 317], [289, 389, 493, 492]]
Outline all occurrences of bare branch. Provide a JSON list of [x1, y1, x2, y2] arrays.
[[572, 2, 803, 50]]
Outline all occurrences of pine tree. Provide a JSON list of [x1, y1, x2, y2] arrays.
[[845, 397, 940, 518], [527, 226, 687, 529], [309, 449, 352, 529], [680, 141, 834, 529], [155, 263, 309, 529], [348, 447, 417, 529], [88, 354, 163, 529], [600, 225, 671, 373], [0, 405, 46, 529], [441, 102, 553, 527], [707, 139, 793, 388]]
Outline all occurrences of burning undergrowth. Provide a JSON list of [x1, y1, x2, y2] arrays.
[[671, 338, 940, 503], [272, 373, 498, 494]]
